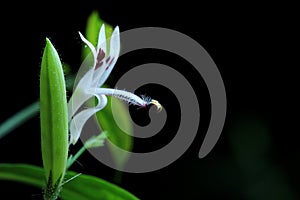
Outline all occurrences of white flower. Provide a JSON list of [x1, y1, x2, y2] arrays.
[[68, 25, 162, 145]]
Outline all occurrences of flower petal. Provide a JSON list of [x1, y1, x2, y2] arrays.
[[74, 66, 94, 91], [97, 24, 107, 56], [94, 25, 107, 70], [70, 108, 99, 145], [67, 88, 93, 122], [95, 94, 108, 108], [69, 95, 107, 145], [79, 32, 97, 66], [68, 66, 99, 122], [91, 65, 105, 87], [96, 26, 121, 87]]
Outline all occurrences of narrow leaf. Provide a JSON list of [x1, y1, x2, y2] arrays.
[[0, 163, 45, 188], [0, 163, 139, 200], [40, 38, 68, 195], [0, 101, 39, 139]]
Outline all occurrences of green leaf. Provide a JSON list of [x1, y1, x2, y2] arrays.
[[0, 101, 40, 139], [82, 10, 113, 58], [0, 163, 139, 200], [63, 169, 138, 200], [40, 38, 68, 196], [96, 96, 133, 170], [0, 164, 45, 188]]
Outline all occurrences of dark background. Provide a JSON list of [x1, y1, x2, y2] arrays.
[[0, 1, 298, 199]]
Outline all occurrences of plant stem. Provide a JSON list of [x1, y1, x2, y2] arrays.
[[66, 146, 87, 170]]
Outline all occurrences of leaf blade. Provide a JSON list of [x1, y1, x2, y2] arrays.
[[0, 101, 40, 139], [96, 96, 133, 169], [0, 163, 139, 200]]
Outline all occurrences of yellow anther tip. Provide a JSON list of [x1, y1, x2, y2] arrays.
[[150, 99, 163, 112]]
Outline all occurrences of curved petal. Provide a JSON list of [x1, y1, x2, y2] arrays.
[[67, 89, 93, 122], [69, 65, 99, 120], [70, 108, 100, 145], [69, 95, 107, 145], [79, 32, 97, 66], [95, 94, 108, 108]]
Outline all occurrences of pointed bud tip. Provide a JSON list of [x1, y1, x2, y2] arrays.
[[44, 38, 56, 53], [45, 37, 52, 46]]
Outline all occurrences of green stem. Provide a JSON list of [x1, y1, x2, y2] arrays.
[[66, 146, 87, 170], [0, 101, 39, 139]]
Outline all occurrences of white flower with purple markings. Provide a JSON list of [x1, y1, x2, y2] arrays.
[[68, 25, 162, 145]]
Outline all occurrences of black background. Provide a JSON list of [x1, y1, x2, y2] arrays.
[[0, 1, 298, 199]]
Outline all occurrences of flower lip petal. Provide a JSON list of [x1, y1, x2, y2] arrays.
[[70, 108, 100, 145], [69, 95, 107, 145], [68, 67, 97, 122], [67, 89, 93, 122]]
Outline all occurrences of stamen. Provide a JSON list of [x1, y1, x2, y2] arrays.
[[150, 99, 163, 112], [141, 95, 152, 104]]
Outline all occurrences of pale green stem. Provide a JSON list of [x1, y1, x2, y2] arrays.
[[66, 146, 87, 170]]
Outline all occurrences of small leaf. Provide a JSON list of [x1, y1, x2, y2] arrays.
[[0, 163, 139, 200], [40, 38, 68, 196], [84, 131, 107, 149]]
